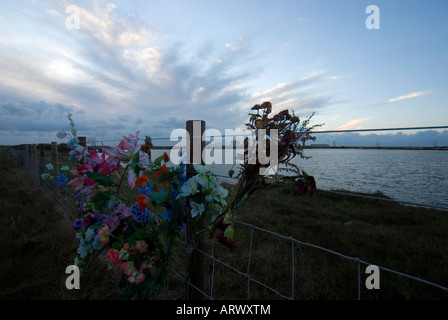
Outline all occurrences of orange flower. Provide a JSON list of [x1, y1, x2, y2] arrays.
[[135, 175, 149, 187], [137, 194, 148, 210]]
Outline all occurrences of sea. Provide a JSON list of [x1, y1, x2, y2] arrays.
[[152, 148, 448, 211]]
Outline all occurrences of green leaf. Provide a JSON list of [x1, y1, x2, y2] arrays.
[[154, 154, 164, 167], [150, 191, 168, 205], [92, 190, 115, 210], [86, 171, 116, 186]]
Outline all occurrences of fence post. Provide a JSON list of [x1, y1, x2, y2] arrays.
[[24, 144, 29, 167], [39, 145, 45, 177], [185, 120, 205, 300], [51, 142, 59, 174], [31, 144, 37, 178], [78, 136, 86, 147]]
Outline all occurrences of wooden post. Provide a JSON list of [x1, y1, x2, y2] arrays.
[[32, 144, 38, 178], [24, 144, 29, 167], [51, 142, 59, 174], [78, 136, 86, 147], [185, 120, 205, 300]]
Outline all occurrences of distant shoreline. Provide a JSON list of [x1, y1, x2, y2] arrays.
[[305, 146, 448, 150]]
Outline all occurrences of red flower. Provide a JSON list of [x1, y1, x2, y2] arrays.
[[137, 194, 148, 210], [163, 152, 169, 162], [135, 175, 149, 187], [155, 164, 168, 178]]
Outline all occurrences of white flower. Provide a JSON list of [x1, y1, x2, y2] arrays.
[[193, 164, 213, 175], [46, 163, 54, 171], [195, 174, 210, 188], [190, 201, 205, 218], [179, 177, 199, 197], [41, 173, 51, 179]]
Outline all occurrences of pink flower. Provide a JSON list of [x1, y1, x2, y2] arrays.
[[122, 262, 136, 276], [127, 267, 146, 284], [103, 131, 142, 161], [66, 172, 96, 192], [98, 225, 110, 244], [134, 240, 148, 253], [134, 273, 146, 284]]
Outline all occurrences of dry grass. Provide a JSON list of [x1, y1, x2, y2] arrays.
[[0, 149, 120, 300]]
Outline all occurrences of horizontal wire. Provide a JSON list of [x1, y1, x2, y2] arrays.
[[69, 125, 448, 144]]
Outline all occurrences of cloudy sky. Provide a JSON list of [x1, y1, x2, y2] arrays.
[[0, 0, 447, 146]]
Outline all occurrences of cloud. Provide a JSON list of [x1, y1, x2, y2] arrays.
[[250, 70, 334, 114], [0, 1, 337, 146], [387, 91, 429, 103], [334, 118, 372, 131]]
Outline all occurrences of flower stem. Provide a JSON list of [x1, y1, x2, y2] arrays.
[[116, 164, 129, 198]]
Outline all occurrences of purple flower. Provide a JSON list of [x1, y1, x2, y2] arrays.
[[105, 215, 120, 232], [73, 219, 83, 231]]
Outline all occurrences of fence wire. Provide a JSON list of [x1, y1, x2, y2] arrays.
[[9, 146, 448, 300]]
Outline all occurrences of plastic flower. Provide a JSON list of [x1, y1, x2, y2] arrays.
[[104, 132, 141, 160], [106, 248, 120, 265], [137, 194, 148, 210], [195, 174, 210, 188], [77, 244, 88, 258], [105, 215, 120, 232], [164, 209, 172, 221], [179, 177, 199, 197], [134, 240, 148, 253], [130, 204, 152, 225], [116, 203, 130, 218], [119, 243, 131, 260], [82, 214, 93, 227], [155, 164, 169, 178], [73, 219, 83, 231], [135, 175, 150, 187], [137, 184, 152, 196], [190, 201, 204, 218], [56, 174, 69, 185], [98, 225, 110, 244], [67, 137, 78, 148], [193, 164, 213, 175]]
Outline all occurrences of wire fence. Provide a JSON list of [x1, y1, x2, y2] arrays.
[[8, 126, 448, 299]]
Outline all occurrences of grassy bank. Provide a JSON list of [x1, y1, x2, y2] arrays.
[[0, 149, 120, 299], [205, 183, 448, 299], [1, 148, 447, 300]]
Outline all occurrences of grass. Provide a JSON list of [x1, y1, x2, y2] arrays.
[[195, 182, 448, 300], [1, 147, 448, 300], [0, 149, 120, 300]]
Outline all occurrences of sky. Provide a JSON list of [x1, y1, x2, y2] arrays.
[[0, 0, 447, 146]]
